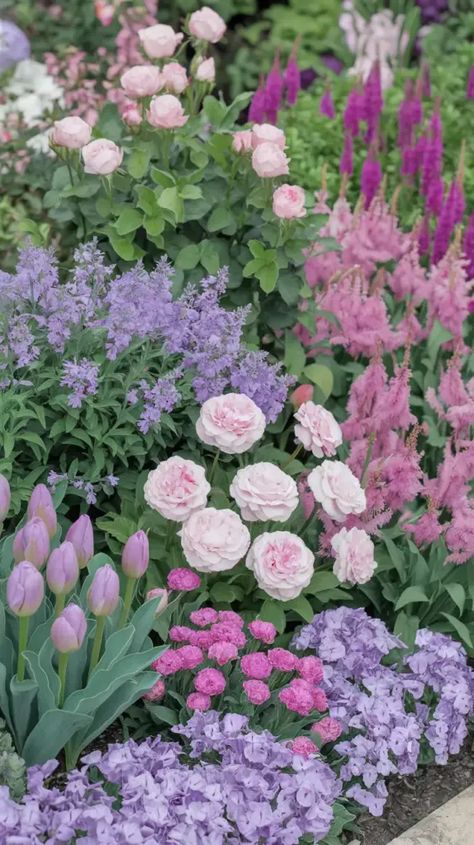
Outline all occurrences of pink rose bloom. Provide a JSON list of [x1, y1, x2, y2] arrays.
[[160, 62, 189, 95], [143, 678, 165, 702], [208, 641, 238, 665], [290, 737, 318, 757], [232, 129, 253, 154], [187, 692, 211, 711], [190, 607, 219, 627], [246, 532, 314, 600], [190, 630, 214, 649], [169, 625, 194, 642], [248, 620, 277, 645], [279, 678, 315, 716], [122, 104, 142, 127], [144, 456, 210, 522], [331, 526, 377, 585], [240, 652, 272, 680], [308, 461, 366, 523], [196, 393, 265, 454], [138, 23, 183, 59], [290, 384, 313, 409], [146, 587, 168, 615], [312, 716, 342, 744], [120, 65, 161, 98], [273, 184, 306, 219], [95, 0, 114, 26], [147, 94, 188, 129], [175, 645, 203, 669], [251, 123, 286, 150], [313, 687, 328, 712], [194, 667, 226, 695], [229, 462, 298, 523], [195, 57, 215, 83], [294, 401, 343, 457], [152, 650, 183, 676], [189, 7, 226, 43], [51, 116, 92, 149], [267, 648, 299, 672], [298, 656, 324, 684], [167, 568, 201, 592], [82, 139, 123, 175], [209, 622, 246, 648], [252, 142, 289, 178], [179, 507, 250, 573], [243, 679, 271, 705]]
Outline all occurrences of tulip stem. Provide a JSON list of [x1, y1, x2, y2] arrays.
[[282, 444, 302, 469], [55, 593, 65, 618], [58, 653, 69, 707], [88, 616, 106, 679], [17, 617, 29, 682], [118, 576, 136, 629]]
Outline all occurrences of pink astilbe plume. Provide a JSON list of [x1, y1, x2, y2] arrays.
[[342, 199, 407, 275], [426, 357, 474, 438], [397, 80, 422, 149], [445, 501, 474, 564], [427, 246, 474, 343], [421, 109, 443, 201], [405, 507, 444, 546], [389, 241, 429, 304]]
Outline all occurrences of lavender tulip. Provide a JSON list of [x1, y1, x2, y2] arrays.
[[65, 514, 94, 569], [87, 565, 120, 617], [46, 541, 79, 598], [122, 531, 149, 578], [51, 604, 87, 653], [27, 483, 57, 538], [0, 473, 10, 522], [13, 518, 50, 569], [147, 587, 168, 615], [7, 561, 44, 617]]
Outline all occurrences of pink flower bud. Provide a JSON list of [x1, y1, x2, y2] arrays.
[[122, 104, 142, 127], [195, 57, 215, 83], [65, 515, 94, 569], [146, 588, 168, 614], [122, 531, 149, 578], [51, 603, 87, 653], [46, 541, 79, 595], [0, 474, 10, 521], [143, 678, 165, 702], [27, 484, 57, 538], [7, 561, 44, 617], [50, 116, 92, 149], [290, 384, 314, 409], [13, 518, 50, 569], [87, 564, 119, 616]]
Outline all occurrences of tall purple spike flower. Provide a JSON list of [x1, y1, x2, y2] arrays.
[[363, 61, 383, 145], [264, 53, 284, 124], [398, 81, 423, 150], [248, 77, 267, 124], [421, 109, 443, 199], [320, 87, 335, 119], [432, 181, 457, 264], [340, 133, 353, 176], [425, 176, 444, 217], [344, 87, 362, 137], [463, 213, 474, 280], [284, 44, 301, 106], [467, 65, 474, 100], [418, 215, 431, 256], [361, 152, 382, 209]]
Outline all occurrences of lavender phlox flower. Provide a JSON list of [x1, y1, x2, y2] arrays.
[[60, 358, 99, 408]]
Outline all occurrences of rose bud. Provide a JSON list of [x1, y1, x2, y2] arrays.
[[66, 514, 94, 569], [50, 116, 92, 149], [0, 474, 10, 522], [46, 541, 79, 595], [82, 139, 123, 175], [146, 587, 168, 615], [87, 564, 120, 616], [27, 483, 57, 537], [195, 57, 215, 83], [13, 518, 50, 569], [51, 603, 87, 653], [290, 384, 314, 409], [188, 7, 226, 43], [122, 531, 149, 579], [7, 561, 44, 617]]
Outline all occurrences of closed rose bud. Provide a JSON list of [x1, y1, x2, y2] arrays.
[[13, 518, 50, 569], [50, 116, 92, 149], [122, 103, 142, 127], [27, 484, 57, 538], [7, 561, 44, 617], [195, 57, 215, 83], [51, 603, 87, 653], [82, 139, 123, 175], [146, 587, 168, 614], [0, 474, 10, 521], [189, 6, 226, 43], [160, 62, 188, 95], [66, 514, 94, 569], [46, 542, 79, 595], [290, 384, 314, 409], [87, 564, 120, 616], [138, 23, 183, 59], [147, 94, 188, 129], [122, 531, 149, 578]]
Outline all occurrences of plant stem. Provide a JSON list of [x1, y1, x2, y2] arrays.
[[88, 616, 106, 680], [360, 433, 376, 489], [300, 508, 316, 538], [209, 449, 220, 485], [282, 444, 303, 470], [58, 653, 69, 707], [118, 576, 136, 629], [16, 616, 29, 682], [55, 593, 65, 618]]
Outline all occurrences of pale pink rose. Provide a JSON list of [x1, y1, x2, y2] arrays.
[[294, 401, 342, 457], [51, 116, 92, 149], [251, 124, 286, 150], [273, 184, 306, 219], [229, 462, 298, 523], [246, 531, 314, 600], [308, 461, 366, 523], [196, 393, 265, 454], [82, 139, 123, 175], [122, 103, 142, 127], [147, 94, 188, 129], [138, 23, 183, 59], [179, 507, 250, 573], [331, 527, 376, 585], [144, 456, 210, 522], [232, 129, 253, 154], [160, 62, 189, 95], [120, 65, 161, 98], [195, 57, 215, 83], [189, 7, 226, 43], [252, 142, 290, 178]]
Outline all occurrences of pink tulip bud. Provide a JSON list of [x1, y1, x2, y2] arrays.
[[122, 531, 149, 579], [46, 542, 79, 595], [7, 561, 44, 617], [290, 384, 314, 409], [27, 484, 57, 538], [87, 564, 120, 616], [13, 518, 50, 569], [0, 474, 10, 521], [65, 515, 94, 569], [51, 603, 87, 653], [146, 587, 168, 614]]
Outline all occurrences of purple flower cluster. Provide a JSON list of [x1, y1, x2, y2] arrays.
[[60, 359, 99, 407], [0, 712, 341, 844], [47, 470, 119, 505]]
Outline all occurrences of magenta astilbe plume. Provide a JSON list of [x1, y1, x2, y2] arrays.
[[284, 46, 301, 106], [467, 65, 474, 100], [432, 181, 459, 264], [344, 87, 362, 138], [264, 53, 284, 124], [463, 213, 474, 279], [418, 215, 431, 256], [397, 81, 422, 149], [425, 175, 444, 217], [363, 62, 383, 145], [320, 87, 335, 119], [340, 133, 353, 176], [361, 153, 382, 209], [248, 78, 267, 124], [421, 109, 443, 199]]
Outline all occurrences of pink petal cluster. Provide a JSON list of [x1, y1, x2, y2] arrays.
[[194, 668, 226, 696], [312, 716, 343, 744], [167, 568, 201, 592], [290, 737, 318, 757], [208, 642, 238, 665], [248, 620, 277, 645], [243, 680, 271, 705], [240, 652, 272, 680]]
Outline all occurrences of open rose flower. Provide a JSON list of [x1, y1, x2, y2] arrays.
[[51, 116, 92, 149], [144, 456, 210, 522], [120, 65, 161, 98], [331, 526, 377, 584], [252, 142, 289, 178], [308, 461, 366, 523], [196, 393, 265, 454], [272, 185, 306, 220], [82, 139, 123, 175], [251, 124, 286, 149], [246, 531, 314, 600], [294, 401, 342, 457], [147, 94, 188, 129], [179, 507, 250, 572], [138, 23, 183, 59], [189, 7, 226, 43], [229, 462, 298, 522]]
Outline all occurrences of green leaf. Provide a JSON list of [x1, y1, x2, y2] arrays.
[[393, 611, 419, 649], [207, 206, 234, 232], [210, 582, 244, 603], [65, 648, 160, 714], [22, 709, 92, 766], [150, 168, 175, 188], [284, 331, 306, 376], [427, 320, 452, 366], [10, 676, 38, 751], [108, 234, 135, 261], [175, 244, 200, 270], [157, 186, 183, 222], [395, 586, 430, 611], [307, 571, 341, 593], [445, 583, 466, 615], [127, 147, 151, 180], [147, 704, 178, 726], [203, 95, 226, 126], [441, 613, 473, 649], [283, 595, 314, 623], [179, 185, 202, 200], [303, 364, 333, 399], [258, 262, 278, 293], [24, 641, 60, 718], [115, 207, 143, 236], [383, 536, 407, 579], [259, 600, 286, 634], [128, 597, 163, 653], [200, 240, 220, 274]]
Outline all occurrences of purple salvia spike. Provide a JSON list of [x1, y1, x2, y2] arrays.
[[264, 52, 284, 124], [344, 87, 362, 137], [425, 176, 444, 217], [467, 65, 474, 99], [432, 181, 457, 263], [320, 87, 335, 119], [284, 41, 301, 106], [340, 132, 353, 175], [397, 80, 415, 149], [361, 151, 382, 209], [418, 215, 430, 256], [463, 213, 474, 279], [248, 76, 267, 124], [363, 61, 383, 145]]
